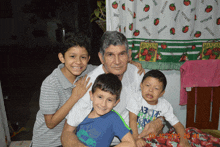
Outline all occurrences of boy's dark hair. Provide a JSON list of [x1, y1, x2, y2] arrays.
[[142, 70, 167, 91], [92, 73, 122, 101], [59, 32, 91, 56]]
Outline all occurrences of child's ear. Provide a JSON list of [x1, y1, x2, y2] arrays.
[[114, 99, 120, 107], [140, 83, 143, 90], [89, 91, 93, 101], [58, 53, 65, 63], [159, 90, 165, 97]]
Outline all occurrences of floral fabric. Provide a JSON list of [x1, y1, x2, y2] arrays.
[[143, 127, 220, 147]]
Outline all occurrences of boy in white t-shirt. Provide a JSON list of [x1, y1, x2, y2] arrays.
[[127, 70, 191, 147]]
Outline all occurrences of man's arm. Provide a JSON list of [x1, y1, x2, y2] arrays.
[[115, 132, 136, 147], [61, 120, 87, 147], [129, 112, 139, 140], [129, 60, 145, 75], [138, 117, 164, 138], [173, 122, 191, 147]]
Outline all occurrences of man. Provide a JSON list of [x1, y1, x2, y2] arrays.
[[61, 31, 164, 146]]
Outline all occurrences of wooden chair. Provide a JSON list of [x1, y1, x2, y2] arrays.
[[186, 87, 220, 129]]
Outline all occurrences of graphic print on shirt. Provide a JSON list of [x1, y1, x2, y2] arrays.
[[137, 106, 161, 130], [77, 129, 97, 147]]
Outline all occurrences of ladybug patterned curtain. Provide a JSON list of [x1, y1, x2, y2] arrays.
[[106, 0, 220, 70]]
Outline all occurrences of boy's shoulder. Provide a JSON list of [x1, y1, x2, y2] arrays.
[[102, 110, 125, 123], [157, 98, 173, 108], [41, 64, 67, 87], [42, 66, 59, 84]]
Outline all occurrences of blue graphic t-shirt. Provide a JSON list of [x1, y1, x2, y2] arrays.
[[76, 110, 132, 147]]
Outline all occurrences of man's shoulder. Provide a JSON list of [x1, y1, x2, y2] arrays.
[[123, 64, 144, 86], [87, 64, 103, 77]]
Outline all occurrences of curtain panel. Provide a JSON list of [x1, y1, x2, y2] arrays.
[[106, 0, 220, 70]]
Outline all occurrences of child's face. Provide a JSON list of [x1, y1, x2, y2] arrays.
[[59, 46, 90, 79], [89, 88, 120, 118], [140, 77, 165, 105]]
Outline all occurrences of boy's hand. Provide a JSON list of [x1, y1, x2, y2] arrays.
[[130, 60, 145, 75], [71, 75, 92, 101], [136, 138, 147, 147]]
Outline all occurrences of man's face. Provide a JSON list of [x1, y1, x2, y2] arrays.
[[98, 45, 131, 80]]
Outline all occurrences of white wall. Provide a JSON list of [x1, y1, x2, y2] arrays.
[[148, 70, 220, 132]]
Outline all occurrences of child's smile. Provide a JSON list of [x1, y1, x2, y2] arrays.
[[89, 88, 119, 118], [59, 46, 90, 83]]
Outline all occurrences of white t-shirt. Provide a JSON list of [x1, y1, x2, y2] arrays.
[[127, 91, 179, 134], [66, 63, 144, 144]]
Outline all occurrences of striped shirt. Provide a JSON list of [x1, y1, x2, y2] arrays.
[[32, 63, 96, 147]]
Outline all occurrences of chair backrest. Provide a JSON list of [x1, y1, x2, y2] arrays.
[[186, 87, 220, 129]]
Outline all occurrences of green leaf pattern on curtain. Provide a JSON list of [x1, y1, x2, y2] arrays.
[[106, 0, 220, 70]]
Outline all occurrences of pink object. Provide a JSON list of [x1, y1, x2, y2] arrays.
[[179, 59, 220, 105]]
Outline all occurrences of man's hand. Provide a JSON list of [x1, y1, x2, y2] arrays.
[[129, 60, 145, 75], [71, 74, 92, 101], [135, 138, 147, 147], [61, 120, 87, 147], [138, 118, 163, 139]]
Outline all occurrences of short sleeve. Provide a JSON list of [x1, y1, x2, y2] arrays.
[[163, 101, 179, 126], [112, 111, 131, 140], [126, 92, 141, 115], [39, 81, 59, 114], [66, 87, 92, 127]]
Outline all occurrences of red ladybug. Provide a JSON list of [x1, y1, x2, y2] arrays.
[[143, 5, 150, 12], [133, 30, 140, 36], [217, 18, 220, 25], [133, 12, 136, 18], [169, 4, 176, 11], [122, 3, 125, 10], [161, 43, 167, 49], [129, 23, 133, 31], [205, 5, 213, 13], [154, 18, 159, 26], [112, 1, 118, 9], [170, 28, 175, 35], [184, 0, 191, 6], [194, 31, 201, 38], [182, 26, 189, 33]]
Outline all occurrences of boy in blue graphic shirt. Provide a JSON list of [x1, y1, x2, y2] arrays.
[[127, 70, 191, 147], [76, 73, 136, 147]]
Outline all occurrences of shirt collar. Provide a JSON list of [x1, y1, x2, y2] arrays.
[[57, 63, 75, 89]]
